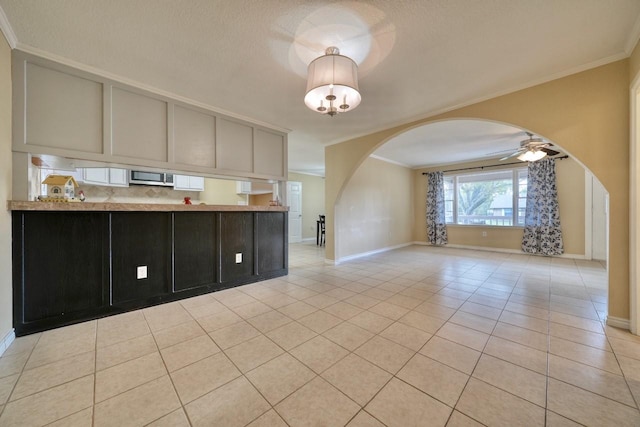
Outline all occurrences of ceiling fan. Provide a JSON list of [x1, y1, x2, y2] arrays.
[[495, 132, 560, 161]]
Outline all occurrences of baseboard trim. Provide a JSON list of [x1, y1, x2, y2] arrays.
[[330, 241, 590, 265], [411, 242, 587, 259], [606, 316, 630, 330], [0, 329, 15, 357], [301, 237, 316, 242], [336, 243, 413, 264]]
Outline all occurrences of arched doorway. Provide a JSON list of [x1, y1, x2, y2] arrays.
[[332, 119, 611, 325]]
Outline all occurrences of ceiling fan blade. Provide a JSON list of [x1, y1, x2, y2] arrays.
[[541, 147, 560, 156], [500, 151, 523, 161], [485, 148, 516, 156]]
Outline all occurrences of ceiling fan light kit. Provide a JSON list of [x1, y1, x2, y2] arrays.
[[304, 47, 361, 117], [517, 149, 547, 162], [498, 132, 561, 161]]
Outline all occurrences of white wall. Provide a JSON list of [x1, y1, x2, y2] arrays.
[[0, 34, 14, 353], [336, 157, 413, 260]]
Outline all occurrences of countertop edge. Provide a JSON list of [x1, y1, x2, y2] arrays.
[[7, 201, 289, 212]]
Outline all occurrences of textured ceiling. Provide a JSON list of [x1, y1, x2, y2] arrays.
[[1, 0, 639, 175], [373, 120, 538, 168]]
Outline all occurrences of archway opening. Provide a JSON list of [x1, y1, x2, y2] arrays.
[[333, 118, 610, 323]]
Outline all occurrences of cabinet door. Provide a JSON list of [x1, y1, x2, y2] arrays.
[[109, 168, 129, 186], [111, 213, 172, 304], [174, 175, 191, 190], [236, 181, 251, 194], [15, 212, 108, 327], [256, 212, 286, 274], [219, 212, 254, 283], [174, 175, 204, 191], [174, 212, 216, 291], [82, 168, 109, 185], [189, 176, 205, 191]]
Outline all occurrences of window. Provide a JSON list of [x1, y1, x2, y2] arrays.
[[443, 168, 527, 227]]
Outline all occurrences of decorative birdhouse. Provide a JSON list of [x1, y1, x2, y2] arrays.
[[42, 175, 79, 200]]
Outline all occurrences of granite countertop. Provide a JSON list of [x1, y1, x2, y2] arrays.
[[7, 201, 288, 212]]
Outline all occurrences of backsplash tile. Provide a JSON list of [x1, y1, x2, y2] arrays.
[[80, 184, 200, 204]]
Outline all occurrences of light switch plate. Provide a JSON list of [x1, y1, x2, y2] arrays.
[[235, 253, 242, 263], [137, 265, 148, 279]]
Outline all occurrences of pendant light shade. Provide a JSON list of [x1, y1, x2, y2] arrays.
[[304, 47, 361, 116]]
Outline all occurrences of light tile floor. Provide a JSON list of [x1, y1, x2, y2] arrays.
[[0, 243, 639, 426]]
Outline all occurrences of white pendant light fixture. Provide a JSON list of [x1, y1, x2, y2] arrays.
[[304, 47, 361, 117], [517, 149, 547, 162]]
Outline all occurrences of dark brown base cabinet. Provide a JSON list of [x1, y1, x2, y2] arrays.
[[12, 210, 288, 335]]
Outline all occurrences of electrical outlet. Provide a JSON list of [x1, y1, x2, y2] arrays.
[[482, 231, 487, 237], [235, 253, 242, 263], [136, 265, 148, 279]]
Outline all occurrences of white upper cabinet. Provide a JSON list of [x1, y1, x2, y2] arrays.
[[236, 181, 252, 194], [82, 168, 129, 187], [174, 175, 204, 191], [236, 181, 273, 195], [82, 168, 108, 184], [108, 168, 129, 186], [13, 51, 287, 181]]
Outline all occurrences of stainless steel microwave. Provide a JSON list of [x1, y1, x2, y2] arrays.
[[129, 170, 174, 187]]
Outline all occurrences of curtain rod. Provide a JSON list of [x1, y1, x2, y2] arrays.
[[421, 155, 569, 175]]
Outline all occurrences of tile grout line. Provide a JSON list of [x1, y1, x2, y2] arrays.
[[0, 332, 43, 422], [441, 256, 522, 425], [141, 307, 194, 427], [4, 244, 632, 426]]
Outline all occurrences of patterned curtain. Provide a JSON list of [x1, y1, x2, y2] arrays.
[[522, 158, 564, 255], [426, 171, 448, 245]]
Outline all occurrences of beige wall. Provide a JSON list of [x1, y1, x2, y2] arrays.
[[200, 178, 247, 205], [0, 34, 13, 349], [556, 158, 586, 255], [249, 193, 273, 206], [288, 172, 325, 240], [335, 157, 413, 260], [414, 157, 585, 255], [326, 60, 630, 320]]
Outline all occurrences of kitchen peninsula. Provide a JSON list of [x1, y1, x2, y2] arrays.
[[9, 201, 288, 335]]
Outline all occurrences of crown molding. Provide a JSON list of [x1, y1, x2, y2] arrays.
[[0, 5, 17, 48], [368, 154, 411, 169], [288, 170, 326, 178], [326, 51, 630, 150]]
